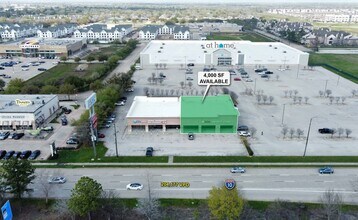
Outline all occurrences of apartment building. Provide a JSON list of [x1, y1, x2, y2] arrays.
[[36, 24, 77, 39], [73, 24, 132, 43], [138, 25, 190, 40], [0, 23, 41, 41]]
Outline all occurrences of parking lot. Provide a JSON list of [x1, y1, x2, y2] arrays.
[[0, 57, 60, 85], [102, 63, 358, 156]]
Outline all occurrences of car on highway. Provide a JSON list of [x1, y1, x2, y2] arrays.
[[28, 150, 41, 160], [48, 176, 66, 184], [3, 151, 15, 160], [230, 167, 246, 173], [0, 131, 10, 140], [126, 183, 143, 190], [146, 147, 154, 157], [12, 151, 21, 159], [319, 167, 334, 174], [318, 128, 334, 134], [0, 150, 6, 159], [188, 132, 195, 140], [12, 133, 25, 140], [238, 131, 251, 137], [20, 150, 32, 159], [234, 77, 241, 81]]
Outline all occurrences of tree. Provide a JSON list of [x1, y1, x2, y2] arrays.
[[296, 129, 304, 138], [304, 96, 309, 104], [21, 84, 40, 94], [351, 89, 357, 97], [2, 158, 35, 199], [137, 172, 161, 220], [341, 96, 346, 104], [59, 83, 76, 100], [208, 186, 244, 220], [345, 129, 352, 138], [269, 96, 274, 104], [74, 57, 81, 63], [222, 87, 229, 94], [4, 78, 25, 94], [60, 56, 68, 62], [86, 55, 95, 63], [335, 97, 340, 105], [256, 95, 261, 104], [325, 89, 332, 97], [0, 79, 5, 91], [40, 85, 58, 94], [289, 128, 295, 139], [275, 75, 279, 81], [230, 91, 238, 103], [265, 200, 299, 220], [298, 96, 302, 104], [319, 90, 324, 97], [284, 90, 288, 98], [98, 54, 108, 62], [250, 127, 257, 138], [37, 169, 54, 204], [262, 95, 268, 104], [337, 128, 344, 138], [68, 176, 103, 219], [329, 96, 334, 105], [180, 81, 184, 89], [319, 189, 342, 220], [331, 128, 337, 138], [188, 81, 193, 89]]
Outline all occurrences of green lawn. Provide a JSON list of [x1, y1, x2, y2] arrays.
[[87, 44, 124, 59], [50, 143, 168, 163], [206, 33, 275, 42], [160, 199, 205, 208], [174, 156, 358, 163], [309, 53, 358, 83], [26, 63, 104, 85]]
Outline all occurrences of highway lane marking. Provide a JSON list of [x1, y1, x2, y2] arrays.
[[324, 181, 335, 183], [202, 181, 213, 183], [122, 174, 134, 177], [161, 174, 173, 177], [284, 181, 295, 183], [201, 174, 213, 177], [243, 181, 254, 183]]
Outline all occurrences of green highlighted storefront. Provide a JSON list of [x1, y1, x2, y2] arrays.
[[180, 95, 239, 133]]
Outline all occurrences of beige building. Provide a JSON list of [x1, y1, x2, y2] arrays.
[[0, 38, 86, 58]]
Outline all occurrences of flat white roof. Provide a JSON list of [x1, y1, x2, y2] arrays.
[[126, 96, 181, 118]]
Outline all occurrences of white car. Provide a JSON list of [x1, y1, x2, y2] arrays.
[[22, 67, 29, 71], [238, 131, 251, 137], [48, 176, 66, 184], [245, 78, 253, 82], [230, 167, 246, 173], [115, 101, 125, 106], [126, 183, 143, 190], [257, 71, 266, 75]]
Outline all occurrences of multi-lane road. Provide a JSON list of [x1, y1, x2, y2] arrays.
[[25, 168, 358, 204]]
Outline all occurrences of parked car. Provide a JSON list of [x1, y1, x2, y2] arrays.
[[0, 150, 6, 159], [37, 68, 47, 71], [119, 97, 127, 102], [254, 68, 263, 72], [48, 176, 66, 184], [159, 73, 166, 78], [318, 128, 334, 134], [12, 151, 21, 159], [241, 74, 249, 78], [3, 75, 11, 78], [234, 77, 241, 81], [203, 68, 210, 71], [188, 132, 195, 140], [238, 131, 251, 137], [98, 133, 105, 138], [62, 107, 72, 114], [261, 74, 269, 78], [210, 67, 217, 71], [125, 88, 134, 92], [187, 63, 195, 67], [237, 125, 249, 132], [126, 183, 143, 190], [0, 131, 10, 140], [146, 147, 154, 157], [12, 133, 25, 140], [22, 67, 29, 71], [245, 78, 253, 82], [0, 66, 4, 70], [20, 150, 32, 159], [230, 167, 246, 173], [28, 150, 41, 160], [41, 126, 54, 132], [319, 167, 334, 174], [186, 71, 193, 74], [66, 138, 79, 145], [3, 151, 15, 160], [265, 71, 274, 74], [186, 77, 194, 81], [115, 101, 125, 106]]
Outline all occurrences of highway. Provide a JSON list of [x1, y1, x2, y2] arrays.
[[25, 168, 358, 204]]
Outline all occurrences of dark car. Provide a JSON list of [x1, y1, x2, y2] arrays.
[[203, 68, 210, 71], [28, 150, 41, 160], [159, 73, 166, 78], [0, 150, 6, 159], [0, 66, 5, 70], [146, 147, 154, 157], [38, 68, 47, 71], [0, 131, 10, 140], [265, 71, 274, 74], [261, 74, 269, 78], [21, 64, 30, 68], [12, 133, 25, 140], [237, 125, 249, 132], [20, 150, 32, 159], [254, 69, 263, 72], [319, 167, 334, 174], [318, 128, 334, 134], [187, 63, 195, 67], [188, 132, 195, 140], [3, 151, 15, 160], [119, 97, 127, 102], [64, 108, 72, 114], [12, 151, 21, 159], [61, 117, 68, 126]]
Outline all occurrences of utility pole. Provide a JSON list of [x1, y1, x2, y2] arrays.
[[281, 104, 286, 125], [113, 124, 119, 157], [303, 117, 316, 157]]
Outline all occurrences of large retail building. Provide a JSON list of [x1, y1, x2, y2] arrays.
[[0, 95, 59, 130], [140, 40, 309, 67], [126, 95, 238, 133]]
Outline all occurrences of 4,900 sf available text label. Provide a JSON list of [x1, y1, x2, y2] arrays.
[[198, 71, 230, 86]]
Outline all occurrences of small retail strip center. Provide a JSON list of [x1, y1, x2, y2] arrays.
[[126, 95, 239, 133]]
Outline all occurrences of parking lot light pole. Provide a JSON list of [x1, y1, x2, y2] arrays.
[[303, 116, 317, 157], [281, 104, 286, 125], [254, 78, 257, 94], [113, 124, 119, 157]]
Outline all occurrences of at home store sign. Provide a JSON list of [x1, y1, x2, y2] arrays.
[[205, 42, 235, 49]]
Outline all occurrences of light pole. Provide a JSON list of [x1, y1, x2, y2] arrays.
[[281, 104, 286, 125], [324, 80, 328, 94], [113, 124, 119, 157], [253, 78, 257, 94], [303, 116, 318, 157]]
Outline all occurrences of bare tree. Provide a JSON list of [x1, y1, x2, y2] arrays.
[[175, 90, 179, 96], [293, 96, 297, 104], [215, 88, 219, 95], [150, 88, 155, 96], [256, 95, 262, 104], [296, 129, 304, 138], [275, 75, 279, 81], [151, 72, 156, 79], [188, 81, 193, 89], [289, 128, 295, 139], [269, 96, 274, 104], [137, 172, 161, 220], [337, 128, 344, 138], [345, 129, 352, 138], [281, 127, 288, 138], [147, 77, 152, 85], [165, 89, 169, 97], [143, 87, 149, 96], [180, 81, 184, 89], [319, 189, 342, 220], [163, 64, 167, 69], [195, 90, 199, 96], [159, 78, 163, 86], [180, 64, 184, 69], [250, 127, 257, 138], [325, 89, 332, 97], [341, 96, 346, 104], [161, 89, 164, 96], [304, 96, 309, 104], [284, 90, 288, 98], [159, 63, 162, 69], [186, 90, 190, 95], [293, 90, 298, 96], [170, 89, 174, 96], [335, 97, 340, 105], [329, 96, 334, 105], [37, 169, 54, 204], [319, 90, 324, 97], [331, 128, 337, 138], [298, 96, 302, 104], [155, 88, 160, 96], [351, 89, 357, 97], [262, 95, 268, 104], [222, 87, 229, 94], [53, 199, 72, 219], [155, 63, 158, 69]]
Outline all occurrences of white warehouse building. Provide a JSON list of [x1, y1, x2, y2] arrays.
[[0, 95, 59, 130], [140, 40, 309, 67]]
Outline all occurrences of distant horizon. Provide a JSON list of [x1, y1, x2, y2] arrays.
[[2, 0, 358, 4]]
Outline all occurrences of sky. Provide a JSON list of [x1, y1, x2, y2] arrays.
[[4, 0, 358, 4]]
